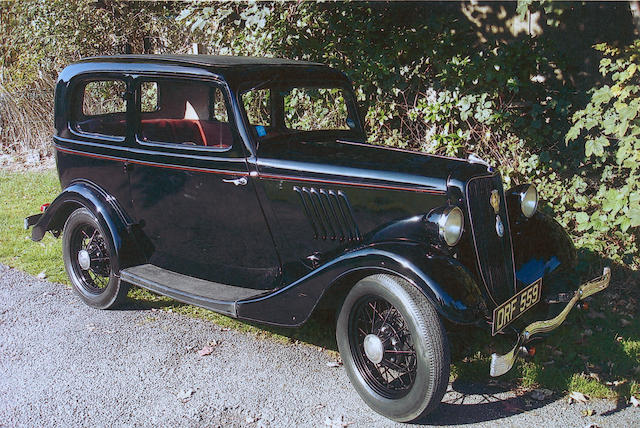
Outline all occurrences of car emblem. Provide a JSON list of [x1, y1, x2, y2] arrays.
[[490, 190, 500, 214], [495, 215, 504, 237]]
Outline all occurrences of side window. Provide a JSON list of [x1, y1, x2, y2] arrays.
[[73, 79, 127, 137], [138, 79, 233, 149], [242, 89, 271, 127], [141, 82, 159, 113], [211, 87, 228, 122], [284, 88, 350, 131]]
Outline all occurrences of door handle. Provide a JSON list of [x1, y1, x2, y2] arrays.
[[222, 176, 248, 186]]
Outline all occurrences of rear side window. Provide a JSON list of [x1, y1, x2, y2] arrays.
[[138, 79, 234, 149], [73, 79, 127, 137]]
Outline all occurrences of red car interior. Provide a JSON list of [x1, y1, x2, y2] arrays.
[[77, 118, 232, 149]]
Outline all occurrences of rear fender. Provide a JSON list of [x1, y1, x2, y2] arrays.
[[30, 180, 142, 271], [236, 241, 488, 327]]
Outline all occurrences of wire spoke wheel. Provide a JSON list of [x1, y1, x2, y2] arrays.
[[349, 295, 417, 399], [69, 223, 111, 294]]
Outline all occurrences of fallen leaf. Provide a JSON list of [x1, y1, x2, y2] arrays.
[[588, 372, 601, 382], [531, 388, 553, 401], [605, 380, 626, 387], [197, 346, 215, 357], [177, 388, 195, 402], [326, 361, 342, 368], [569, 391, 589, 404], [630, 396, 640, 407], [220, 327, 231, 332], [36, 271, 47, 279], [581, 408, 595, 417]]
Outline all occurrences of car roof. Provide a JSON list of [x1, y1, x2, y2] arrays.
[[81, 54, 322, 68], [64, 54, 350, 89]]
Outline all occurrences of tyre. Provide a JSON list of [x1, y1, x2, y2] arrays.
[[336, 274, 450, 422], [62, 207, 128, 309]]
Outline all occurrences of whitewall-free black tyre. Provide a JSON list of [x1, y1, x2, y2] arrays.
[[62, 208, 128, 309], [336, 274, 450, 422]]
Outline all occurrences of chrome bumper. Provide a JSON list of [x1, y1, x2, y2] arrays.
[[490, 267, 611, 377]]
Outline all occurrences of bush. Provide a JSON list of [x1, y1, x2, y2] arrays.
[[561, 41, 640, 265]]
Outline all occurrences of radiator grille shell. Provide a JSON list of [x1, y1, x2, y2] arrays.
[[466, 174, 516, 305]]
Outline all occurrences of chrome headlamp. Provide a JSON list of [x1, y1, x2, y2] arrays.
[[437, 206, 464, 246], [520, 184, 538, 218], [507, 184, 538, 219]]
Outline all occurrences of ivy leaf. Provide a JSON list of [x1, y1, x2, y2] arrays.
[[591, 86, 612, 105], [575, 212, 590, 224], [565, 125, 580, 143], [585, 136, 609, 157], [629, 207, 640, 228]]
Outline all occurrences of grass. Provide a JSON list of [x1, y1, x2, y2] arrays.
[[1, 168, 638, 400]]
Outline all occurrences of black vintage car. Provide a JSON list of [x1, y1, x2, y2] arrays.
[[25, 55, 610, 422]]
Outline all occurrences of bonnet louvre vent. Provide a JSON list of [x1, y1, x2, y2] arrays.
[[294, 186, 360, 241]]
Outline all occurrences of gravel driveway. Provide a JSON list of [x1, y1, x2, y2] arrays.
[[0, 264, 636, 427]]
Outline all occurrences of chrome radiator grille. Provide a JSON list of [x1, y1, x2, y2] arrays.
[[466, 175, 516, 305]]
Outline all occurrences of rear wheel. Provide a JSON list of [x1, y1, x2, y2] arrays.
[[336, 274, 450, 422], [62, 208, 128, 309]]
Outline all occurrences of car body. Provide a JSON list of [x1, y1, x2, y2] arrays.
[[26, 55, 610, 422]]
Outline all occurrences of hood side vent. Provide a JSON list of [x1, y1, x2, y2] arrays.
[[294, 186, 360, 241]]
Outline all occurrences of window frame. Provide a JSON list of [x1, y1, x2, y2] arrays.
[[133, 75, 241, 155], [237, 80, 365, 146], [68, 74, 131, 143]]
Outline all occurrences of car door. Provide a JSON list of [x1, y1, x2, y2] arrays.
[[127, 76, 280, 290]]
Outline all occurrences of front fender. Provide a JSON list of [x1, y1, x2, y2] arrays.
[[31, 180, 142, 271], [236, 241, 488, 327], [511, 211, 577, 287]]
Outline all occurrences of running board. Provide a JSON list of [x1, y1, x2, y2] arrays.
[[120, 264, 270, 317]]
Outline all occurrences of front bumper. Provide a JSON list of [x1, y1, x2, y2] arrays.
[[490, 267, 611, 377]]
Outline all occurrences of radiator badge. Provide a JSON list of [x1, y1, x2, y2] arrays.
[[490, 189, 500, 214], [495, 215, 504, 237]]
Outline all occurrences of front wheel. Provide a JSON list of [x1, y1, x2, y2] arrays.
[[62, 207, 128, 309], [336, 274, 450, 422]]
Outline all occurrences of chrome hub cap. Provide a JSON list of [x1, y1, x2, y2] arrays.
[[363, 334, 384, 364], [77, 249, 91, 271]]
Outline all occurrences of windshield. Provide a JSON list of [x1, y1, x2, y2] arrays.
[[241, 84, 364, 143]]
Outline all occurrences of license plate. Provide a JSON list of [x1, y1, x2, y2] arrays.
[[492, 278, 542, 335]]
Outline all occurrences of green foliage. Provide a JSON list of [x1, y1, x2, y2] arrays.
[[564, 41, 640, 263]]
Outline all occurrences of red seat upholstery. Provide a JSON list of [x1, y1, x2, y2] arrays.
[[199, 121, 232, 148], [76, 117, 232, 149], [141, 119, 206, 146], [141, 119, 232, 148]]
